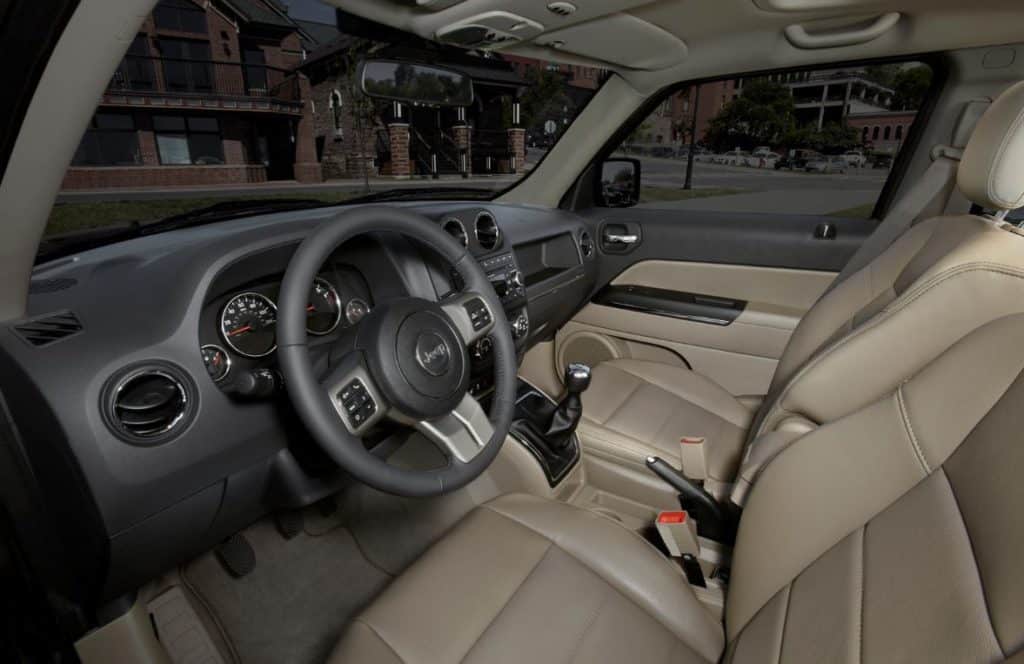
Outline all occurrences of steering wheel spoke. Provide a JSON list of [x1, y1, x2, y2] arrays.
[[442, 292, 496, 347], [322, 352, 389, 436], [412, 394, 494, 463]]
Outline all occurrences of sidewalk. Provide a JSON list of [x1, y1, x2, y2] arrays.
[[56, 173, 522, 203]]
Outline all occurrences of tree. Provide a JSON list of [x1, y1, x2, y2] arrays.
[[519, 67, 570, 137], [891, 65, 932, 110], [703, 80, 795, 152], [782, 122, 861, 154]]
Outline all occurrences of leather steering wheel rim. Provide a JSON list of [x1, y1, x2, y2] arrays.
[[276, 206, 517, 497]]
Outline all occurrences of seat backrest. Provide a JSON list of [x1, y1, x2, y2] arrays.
[[726, 311, 1024, 662], [747, 80, 1024, 442]]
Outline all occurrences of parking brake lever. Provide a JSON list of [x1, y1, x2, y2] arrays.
[[646, 456, 734, 544]]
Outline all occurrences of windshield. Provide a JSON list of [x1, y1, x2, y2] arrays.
[[43, 0, 601, 258]]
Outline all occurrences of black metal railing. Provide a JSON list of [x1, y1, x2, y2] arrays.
[[108, 55, 300, 103]]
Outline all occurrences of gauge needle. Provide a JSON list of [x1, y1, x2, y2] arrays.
[[228, 325, 252, 336]]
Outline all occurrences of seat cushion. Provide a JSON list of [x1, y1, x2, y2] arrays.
[[329, 493, 724, 664], [580, 359, 753, 483]]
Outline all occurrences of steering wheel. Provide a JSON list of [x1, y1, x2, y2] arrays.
[[276, 206, 517, 497]]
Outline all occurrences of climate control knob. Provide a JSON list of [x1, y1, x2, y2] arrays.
[[507, 270, 523, 289], [511, 312, 529, 339]]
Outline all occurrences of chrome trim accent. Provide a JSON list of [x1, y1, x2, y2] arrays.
[[220, 291, 278, 358], [474, 211, 501, 251], [112, 369, 188, 438], [200, 344, 231, 383]]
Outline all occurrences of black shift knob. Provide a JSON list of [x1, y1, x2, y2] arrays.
[[565, 363, 591, 395]]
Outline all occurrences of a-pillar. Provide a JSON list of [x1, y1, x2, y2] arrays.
[[293, 74, 323, 183]]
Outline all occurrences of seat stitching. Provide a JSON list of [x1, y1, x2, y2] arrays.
[[895, 385, 931, 474], [761, 262, 1024, 438], [611, 362, 751, 428], [775, 584, 792, 664], [565, 587, 610, 664], [603, 374, 642, 425], [354, 618, 408, 664], [940, 469, 1007, 658], [457, 539, 555, 663], [986, 104, 1024, 209]]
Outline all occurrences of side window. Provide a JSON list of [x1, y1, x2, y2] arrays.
[[605, 61, 933, 221]]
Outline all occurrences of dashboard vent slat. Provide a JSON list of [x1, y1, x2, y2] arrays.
[[442, 218, 469, 248], [13, 311, 82, 347], [107, 369, 191, 442], [474, 212, 501, 251]]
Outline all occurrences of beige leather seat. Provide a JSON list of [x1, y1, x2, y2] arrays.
[[581, 80, 1024, 495], [332, 307, 1024, 662]]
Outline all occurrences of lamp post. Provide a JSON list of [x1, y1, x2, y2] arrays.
[[683, 84, 701, 190]]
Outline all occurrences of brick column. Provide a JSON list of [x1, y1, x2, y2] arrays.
[[387, 123, 411, 178], [293, 75, 323, 183], [453, 124, 471, 177], [507, 127, 525, 175]]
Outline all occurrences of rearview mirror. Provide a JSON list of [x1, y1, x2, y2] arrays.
[[599, 158, 641, 207], [359, 59, 474, 107]]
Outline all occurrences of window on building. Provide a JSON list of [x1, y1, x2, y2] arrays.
[[242, 45, 268, 95], [112, 35, 156, 91], [154, 115, 224, 165], [330, 90, 344, 137], [153, 0, 208, 34], [159, 39, 213, 93], [606, 60, 934, 220], [72, 113, 141, 166]]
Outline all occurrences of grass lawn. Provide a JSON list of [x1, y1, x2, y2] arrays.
[[826, 203, 876, 220], [46, 191, 359, 237], [639, 186, 746, 203]]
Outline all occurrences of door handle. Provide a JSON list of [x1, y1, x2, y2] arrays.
[[813, 223, 836, 240], [604, 233, 639, 245]]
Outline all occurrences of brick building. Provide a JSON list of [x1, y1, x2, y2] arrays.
[[63, 0, 323, 190], [846, 110, 917, 155]]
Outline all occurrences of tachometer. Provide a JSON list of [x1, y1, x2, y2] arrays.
[[307, 277, 342, 335], [220, 292, 277, 357]]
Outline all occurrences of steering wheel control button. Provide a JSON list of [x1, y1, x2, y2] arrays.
[[339, 378, 376, 428], [464, 298, 492, 331]]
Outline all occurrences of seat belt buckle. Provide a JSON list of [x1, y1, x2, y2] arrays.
[[655, 510, 700, 558], [678, 436, 707, 479]]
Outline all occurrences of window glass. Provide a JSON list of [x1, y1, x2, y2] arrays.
[[72, 113, 141, 166], [155, 115, 223, 165], [153, 0, 208, 34], [607, 61, 933, 221], [159, 39, 213, 93]]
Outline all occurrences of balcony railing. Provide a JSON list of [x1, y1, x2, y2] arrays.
[[108, 55, 300, 104]]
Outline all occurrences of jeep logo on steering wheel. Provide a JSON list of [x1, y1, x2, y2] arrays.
[[415, 332, 450, 376]]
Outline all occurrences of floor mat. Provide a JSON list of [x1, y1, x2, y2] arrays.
[[183, 520, 392, 664]]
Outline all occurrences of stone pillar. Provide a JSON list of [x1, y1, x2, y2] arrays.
[[387, 123, 411, 178], [507, 127, 525, 175], [453, 124, 471, 177], [293, 75, 323, 183]]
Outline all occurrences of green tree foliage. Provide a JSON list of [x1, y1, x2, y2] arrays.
[[519, 67, 571, 135], [892, 66, 932, 110], [704, 80, 795, 151], [783, 122, 862, 154]]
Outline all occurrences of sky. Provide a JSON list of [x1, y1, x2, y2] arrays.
[[278, 0, 336, 24]]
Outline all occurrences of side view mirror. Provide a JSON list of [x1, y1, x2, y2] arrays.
[[358, 59, 474, 108], [599, 158, 641, 207]]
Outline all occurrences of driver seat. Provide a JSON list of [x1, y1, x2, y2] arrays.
[[330, 310, 1024, 661]]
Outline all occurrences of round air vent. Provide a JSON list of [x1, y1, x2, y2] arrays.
[[579, 230, 594, 259], [474, 211, 501, 251], [102, 363, 196, 445], [442, 218, 468, 248]]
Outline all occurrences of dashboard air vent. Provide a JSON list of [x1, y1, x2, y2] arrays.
[[579, 230, 594, 259], [474, 212, 501, 251], [103, 364, 196, 444], [14, 311, 82, 346], [29, 277, 78, 294], [442, 218, 469, 248]]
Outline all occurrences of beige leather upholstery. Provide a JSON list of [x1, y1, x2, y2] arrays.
[[958, 80, 1024, 211], [581, 81, 1024, 487], [329, 493, 724, 663], [334, 314, 1024, 663]]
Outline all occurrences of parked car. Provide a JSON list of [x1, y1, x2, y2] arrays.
[[842, 150, 868, 167], [805, 155, 849, 174], [775, 149, 821, 170]]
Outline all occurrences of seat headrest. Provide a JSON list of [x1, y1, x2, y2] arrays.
[[958, 80, 1024, 212]]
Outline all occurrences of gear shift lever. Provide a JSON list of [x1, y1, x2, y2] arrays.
[[545, 363, 591, 450]]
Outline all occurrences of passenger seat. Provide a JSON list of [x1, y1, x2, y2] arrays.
[[581, 80, 1024, 497]]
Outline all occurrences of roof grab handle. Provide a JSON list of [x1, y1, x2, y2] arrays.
[[784, 12, 901, 50]]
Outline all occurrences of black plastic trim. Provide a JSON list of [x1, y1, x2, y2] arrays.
[[593, 285, 746, 326]]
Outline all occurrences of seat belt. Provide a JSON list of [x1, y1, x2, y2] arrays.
[[825, 98, 992, 293]]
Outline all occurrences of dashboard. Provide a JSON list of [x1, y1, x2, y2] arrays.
[[0, 201, 597, 603]]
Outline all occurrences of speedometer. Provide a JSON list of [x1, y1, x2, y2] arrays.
[[220, 292, 277, 357]]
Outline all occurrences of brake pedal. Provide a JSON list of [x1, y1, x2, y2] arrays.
[[274, 510, 303, 540], [215, 533, 255, 578]]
